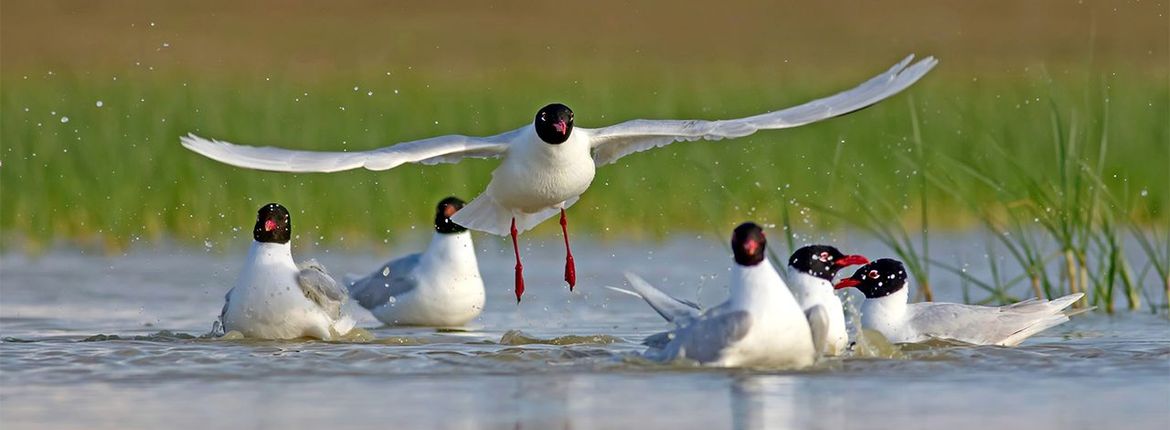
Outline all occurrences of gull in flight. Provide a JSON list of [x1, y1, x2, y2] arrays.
[[182, 55, 937, 302]]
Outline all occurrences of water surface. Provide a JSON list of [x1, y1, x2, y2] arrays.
[[2, 237, 1168, 429]]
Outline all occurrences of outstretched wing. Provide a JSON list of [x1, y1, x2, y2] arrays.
[[585, 55, 937, 165], [296, 259, 348, 319], [345, 253, 422, 310], [180, 127, 523, 173]]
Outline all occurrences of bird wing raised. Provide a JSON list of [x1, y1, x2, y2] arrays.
[[585, 55, 937, 165]]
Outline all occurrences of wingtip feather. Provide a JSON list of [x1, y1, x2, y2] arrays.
[[604, 285, 643, 298]]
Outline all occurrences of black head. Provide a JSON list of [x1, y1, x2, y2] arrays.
[[253, 203, 291, 244], [434, 196, 467, 234], [731, 222, 768, 266], [834, 258, 908, 299], [534, 103, 574, 144], [787, 245, 870, 282]]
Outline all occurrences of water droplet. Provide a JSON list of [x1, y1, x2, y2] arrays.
[[60, 116, 69, 123], [95, 101, 104, 107], [382, 266, 390, 276]]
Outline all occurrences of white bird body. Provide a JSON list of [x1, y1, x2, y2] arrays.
[[857, 287, 916, 343], [346, 231, 485, 327], [459, 128, 595, 235], [841, 259, 1084, 346], [860, 288, 1084, 346], [787, 270, 849, 355], [636, 258, 816, 369], [717, 260, 816, 367], [221, 242, 356, 340]]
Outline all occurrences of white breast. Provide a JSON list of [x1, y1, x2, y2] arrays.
[[721, 261, 816, 367], [223, 242, 340, 339], [488, 129, 596, 213], [859, 287, 913, 343], [372, 232, 486, 326], [786, 269, 849, 355]]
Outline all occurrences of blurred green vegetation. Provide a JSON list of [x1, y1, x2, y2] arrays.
[[3, 66, 1165, 250], [1, 1, 1166, 254]]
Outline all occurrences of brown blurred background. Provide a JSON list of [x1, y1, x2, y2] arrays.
[[4, 0, 1166, 78]]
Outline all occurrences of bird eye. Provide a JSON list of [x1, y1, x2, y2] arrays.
[[541, 113, 547, 120], [867, 270, 880, 279], [819, 251, 830, 261]]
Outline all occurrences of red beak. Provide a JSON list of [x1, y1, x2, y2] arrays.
[[744, 239, 760, 256], [834, 278, 861, 290], [264, 220, 277, 232], [553, 120, 568, 135], [834, 255, 869, 267]]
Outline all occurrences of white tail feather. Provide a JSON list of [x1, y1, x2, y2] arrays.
[[998, 293, 1085, 346], [452, 193, 579, 236], [998, 314, 1070, 347]]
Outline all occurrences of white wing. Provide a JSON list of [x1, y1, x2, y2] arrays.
[[585, 54, 937, 165], [805, 304, 831, 357], [180, 127, 523, 173], [906, 293, 1084, 346]]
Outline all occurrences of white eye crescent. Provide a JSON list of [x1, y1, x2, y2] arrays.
[[867, 270, 880, 279]]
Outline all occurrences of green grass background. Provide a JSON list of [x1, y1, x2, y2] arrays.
[[2, 1, 1166, 252]]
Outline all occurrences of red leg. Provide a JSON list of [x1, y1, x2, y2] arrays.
[[560, 209, 576, 290], [511, 217, 525, 303]]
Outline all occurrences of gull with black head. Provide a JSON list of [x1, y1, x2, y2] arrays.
[[627, 222, 820, 368], [345, 197, 485, 327], [181, 55, 937, 302], [610, 244, 866, 357], [836, 258, 1085, 346], [216, 203, 356, 340], [785, 245, 869, 355]]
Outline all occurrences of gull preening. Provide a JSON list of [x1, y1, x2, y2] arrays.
[[345, 197, 486, 327], [181, 55, 937, 302], [216, 203, 356, 340], [835, 258, 1086, 346]]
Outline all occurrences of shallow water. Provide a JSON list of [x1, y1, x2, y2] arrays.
[[2, 237, 1168, 429]]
